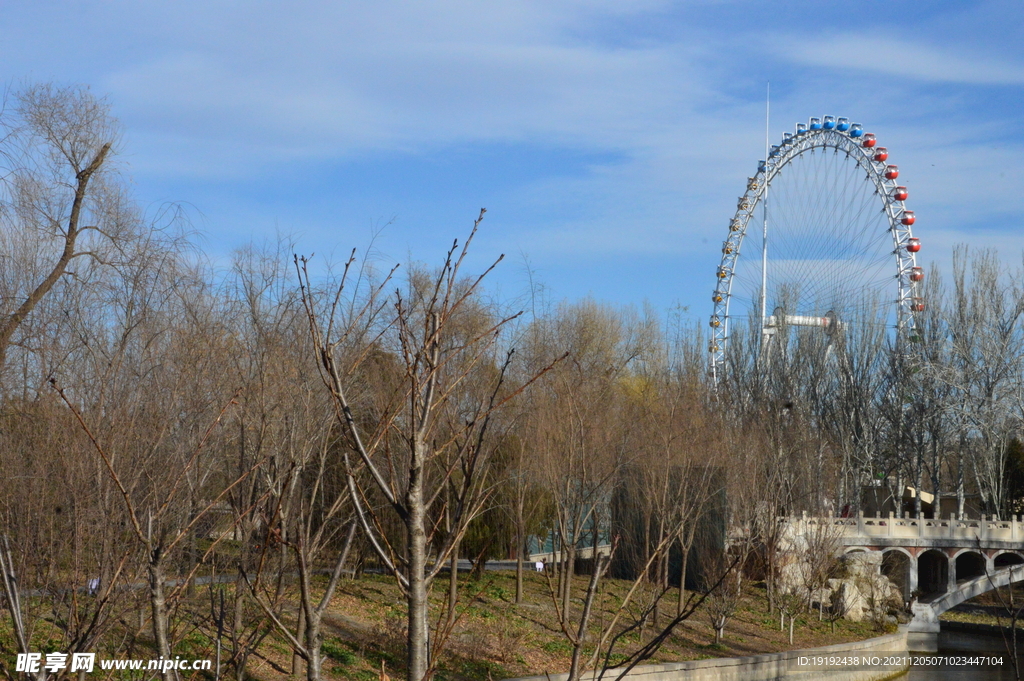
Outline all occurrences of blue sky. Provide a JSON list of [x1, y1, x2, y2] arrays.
[[3, 1, 1022, 324]]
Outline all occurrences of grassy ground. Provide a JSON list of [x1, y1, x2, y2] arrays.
[[233, 570, 887, 681], [0, 570, 891, 681]]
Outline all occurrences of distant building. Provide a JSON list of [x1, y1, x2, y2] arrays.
[[526, 495, 611, 570], [860, 485, 983, 518], [609, 464, 726, 589]]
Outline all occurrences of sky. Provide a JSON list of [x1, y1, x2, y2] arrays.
[[2, 0, 1022, 326]]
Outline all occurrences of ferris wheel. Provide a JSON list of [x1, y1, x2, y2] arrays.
[[708, 116, 922, 383]]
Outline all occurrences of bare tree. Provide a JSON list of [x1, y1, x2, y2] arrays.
[[0, 84, 133, 377], [297, 210, 556, 681], [799, 518, 842, 620], [501, 433, 552, 604], [702, 550, 740, 645], [947, 248, 1024, 516], [52, 355, 255, 681], [212, 239, 358, 681], [519, 302, 738, 681], [0, 84, 211, 678]]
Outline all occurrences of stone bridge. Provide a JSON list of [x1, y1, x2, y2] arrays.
[[786, 512, 1024, 633]]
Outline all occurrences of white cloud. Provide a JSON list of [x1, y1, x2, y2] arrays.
[[3, 0, 1024, 313], [777, 33, 1024, 85], [89, 14, 709, 180]]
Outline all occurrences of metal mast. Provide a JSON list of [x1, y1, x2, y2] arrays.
[[760, 83, 770, 347]]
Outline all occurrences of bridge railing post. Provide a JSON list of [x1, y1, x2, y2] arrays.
[[888, 511, 894, 537], [857, 510, 864, 536], [981, 515, 988, 541]]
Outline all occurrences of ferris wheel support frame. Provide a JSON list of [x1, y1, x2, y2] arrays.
[[708, 124, 921, 384]]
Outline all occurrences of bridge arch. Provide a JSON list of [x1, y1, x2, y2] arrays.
[[917, 549, 948, 595], [993, 551, 1024, 568], [952, 549, 987, 583], [911, 564, 1024, 633], [881, 548, 914, 599]]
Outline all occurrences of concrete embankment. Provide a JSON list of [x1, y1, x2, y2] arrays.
[[503, 628, 909, 681]]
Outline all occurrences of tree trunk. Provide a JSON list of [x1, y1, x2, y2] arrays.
[[677, 534, 689, 616], [186, 497, 198, 598], [515, 532, 525, 605], [292, 607, 306, 677], [913, 445, 923, 519], [958, 446, 966, 518], [407, 438, 430, 681], [149, 553, 173, 681], [447, 536, 459, 630], [566, 555, 605, 681], [561, 544, 575, 619], [232, 576, 246, 681], [304, 612, 322, 681]]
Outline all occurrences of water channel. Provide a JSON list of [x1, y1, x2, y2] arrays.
[[904, 628, 1023, 680]]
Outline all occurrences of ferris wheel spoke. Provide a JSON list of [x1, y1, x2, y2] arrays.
[[710, 119, 923, 383]]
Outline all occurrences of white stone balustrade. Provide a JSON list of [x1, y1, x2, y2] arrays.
[[788, 510, 1023, 544]]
